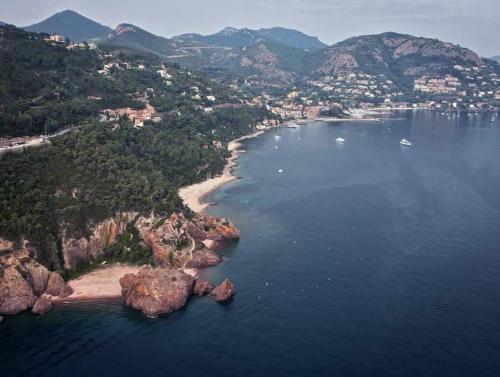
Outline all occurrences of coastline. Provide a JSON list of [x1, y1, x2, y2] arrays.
[[178, 129, 266, 212]]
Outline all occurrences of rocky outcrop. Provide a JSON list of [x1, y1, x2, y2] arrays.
[[46, 272, 73, 298], [24, 260, 50, 296], [136, 213, 239, 269], [0, 247, 72, 315], [120, 267, 195, 317], [32, 296, 53, 315], [210, 279, 235, 302], [192, 278, 214, 296], [0, 266, 37, 315], [61, 211, 137, 270], [185, 249, 222, 269]]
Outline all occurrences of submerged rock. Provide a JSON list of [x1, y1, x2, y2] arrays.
[[120, 267, 194, 317], [32, 296, 53, 315], [46, 272, 73, 298], [192, 278, 214, 296], [210, 279, 235, 302], [0, 266, 37, 315]]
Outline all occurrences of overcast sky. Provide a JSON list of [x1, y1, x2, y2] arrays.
[[2, 0, 499, 56]]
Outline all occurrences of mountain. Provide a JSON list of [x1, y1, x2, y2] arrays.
[[174, 27, 327, 50], [24, 10, 112, 42], [176, 41, 308, 85], [102, 24, 181, 57], [312, 32, 481, 78], [492, 55, 500, 63], [298, 32, 491, 95], [0, 21, 5, 26]]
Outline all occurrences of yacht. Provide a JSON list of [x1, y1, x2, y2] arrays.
[[400, 138, 412, 147], [336, 137, 345, 143], [278, 169, 284, 174]]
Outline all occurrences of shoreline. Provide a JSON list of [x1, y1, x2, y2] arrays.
[[53, 263, 201, 303], [178, 129, 268, 212]]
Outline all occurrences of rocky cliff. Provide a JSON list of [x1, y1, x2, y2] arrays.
[[60, 212, 137, 270], [0, 241, 72, 316]]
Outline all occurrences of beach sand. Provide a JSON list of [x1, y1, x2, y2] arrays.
[[178, 130, 265, 212], [55, 264, 142, 302]]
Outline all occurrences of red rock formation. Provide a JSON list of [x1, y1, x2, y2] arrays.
[[120, 267, 194, 317], [61, 212, 137, 270], [32, 296, 53, 315], [210, 279, 235, 302], [46, 272, 73, 298], [192, 279, 214, 296], [185, 249, 222, 269], [136, 213, 239, 269], [0, 266, 37, 315]]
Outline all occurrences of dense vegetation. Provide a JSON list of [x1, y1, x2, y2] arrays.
[[0, 25, 275, 268]]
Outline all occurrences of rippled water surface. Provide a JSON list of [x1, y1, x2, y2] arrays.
[[2, 111, 500, 377]]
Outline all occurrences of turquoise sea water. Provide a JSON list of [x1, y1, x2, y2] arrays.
[[2, 111, 500, 376]]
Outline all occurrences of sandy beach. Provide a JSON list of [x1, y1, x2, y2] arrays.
[[54, 264, 142, 302], [179, 130, 265, 212]]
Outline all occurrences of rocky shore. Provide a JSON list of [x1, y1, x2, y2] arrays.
[[0, 211, 239, 319], [0, 130, 265, 320]]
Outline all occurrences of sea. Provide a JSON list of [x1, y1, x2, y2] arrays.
[[2, 110, 500, 377]]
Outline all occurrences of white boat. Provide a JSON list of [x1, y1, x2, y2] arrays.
[[278, 169, 284, 174], [274, 135, 281, 140], [400, 138, 412, 146], [336, 137, 345, 143], [274, 145, 279, 150]]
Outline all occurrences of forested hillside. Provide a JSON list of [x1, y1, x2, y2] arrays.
[[0, 25, 275, 268]]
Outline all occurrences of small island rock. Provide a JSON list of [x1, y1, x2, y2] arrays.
[[120, 267, 194, 317], [209, 279, 235, 302]]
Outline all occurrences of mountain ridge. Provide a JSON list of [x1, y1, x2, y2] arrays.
[[174, 26, 327, 50], [24, 10, 112, 42]]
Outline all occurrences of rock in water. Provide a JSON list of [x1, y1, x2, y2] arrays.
[[46, 272, 73, 298], [0, 266, 37, 315], [210, 279, 235, 302], [192, 279, 214, 296], [0, 316, 3, 323], [119, 267, 194, 317], [32, 296, 53, 315]]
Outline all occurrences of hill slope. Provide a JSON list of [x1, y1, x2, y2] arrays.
[[311, 32, 482, 80], [102, 24, 181, 57], [24, 10, 112, 42]]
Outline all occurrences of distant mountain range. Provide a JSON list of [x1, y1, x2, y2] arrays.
[[24, 10, 112, 42], [173, 26, 327, 50], [492, 55, 500, 63], [12, 10, 499, 90]]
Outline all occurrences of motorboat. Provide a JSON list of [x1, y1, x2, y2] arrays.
[[336, 137, 345, 143], [400, 138, 412, 146]]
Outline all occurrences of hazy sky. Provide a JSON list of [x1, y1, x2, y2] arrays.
[[1, 0, 499, 56]]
